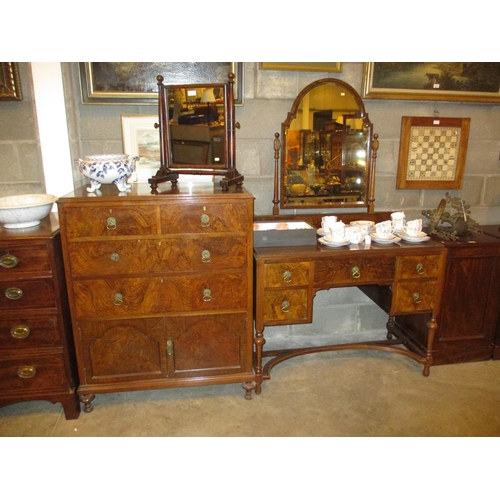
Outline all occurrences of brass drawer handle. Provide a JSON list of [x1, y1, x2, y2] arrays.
[[17, 366, 36, 379], [166, 340, 173, 356], [416, 263, 424, 275], [412, 292, 422, 304], [203, 288, 212, 302], [200, 214, 210, 227], [281, 300, 290, 313], [5, 287, 23, 300], [1, 253, 19, 269], [201, 250, 211, 263], [351, 266, 361, 279], [11, 325, 30, 339], [110, 253, 120, 261], [107, 217, 117, 230], [283, 270, 292, 283], [114, 293, 124, 306]]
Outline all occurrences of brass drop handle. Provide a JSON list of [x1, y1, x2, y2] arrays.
[[166, 340, 173, 356], [351, 266, 361, 279], [17, 366, 36, 379], [114, 293, 124, 306], [11, 325, 30, 339], [412, 292, 422, 304], [110, 253, 120, 261], [281, 300, 290, 313], [201, 250, 211, 263], [283, 270, 292, 283], [416, 263, 424, 275], [5, 287, 23, 300], [200, 214, 210, 227], [107, 217, 117, 230], [1, 253, 18, 269], [203, 288, 212, 302]]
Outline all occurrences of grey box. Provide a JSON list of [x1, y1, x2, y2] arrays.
[[253, 221, 317, 247]]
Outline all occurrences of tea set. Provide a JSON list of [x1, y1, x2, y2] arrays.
[[318, 212, 430, 248]]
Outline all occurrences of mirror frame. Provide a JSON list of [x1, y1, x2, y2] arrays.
[[275, 78, 378, 213], [148, 73, 244, 193]]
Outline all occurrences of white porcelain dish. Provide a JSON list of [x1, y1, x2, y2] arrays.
[[399, 232, 431, 243], [351, 220, 375, 227], [0, 194, 57, 229], [318, 236, 351, 247], [317, 228, 329, 236], [370, 234, 401, 245]]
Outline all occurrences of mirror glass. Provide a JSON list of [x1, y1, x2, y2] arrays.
[[281, 79, 373, 210]]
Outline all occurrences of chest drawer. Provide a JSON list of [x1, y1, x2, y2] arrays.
[[0, 245, 52, 276], [63, 206, 158, 238], [160, 203, 250, 233], [263, 289, 310, 324], [314, 256, 395, 286], [67, 235, 248, 276], [391, 280, 437, 315], [397, 254, 441, 279], [0, 279, 56, 310], [0, 315, 60, 349], [264, 262, 311, 287]]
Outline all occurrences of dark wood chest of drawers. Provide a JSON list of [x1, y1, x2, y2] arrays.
[[57, 183, 255, 411], [0, 214, 80, 419]]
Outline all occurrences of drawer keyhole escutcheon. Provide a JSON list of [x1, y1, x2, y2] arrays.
[[1, 253, 18, 268], [282, 300, 290, 313], [416, 263, 424, 275], [17, 366, 36, 379], [110, 253, 119, 261], [114, 293, 124, 306], [166, 340, 173, 356], [412, 292, 422, 304], [283, 270, 292, 283], [201, 214, 210, 227], [201, 250, 211, 263], [11, 325, 30, 339], [203, 288, 212, 301], [107, 217, 117, 230], [351, 266, 361, 279], [5, 287, 23, 300]]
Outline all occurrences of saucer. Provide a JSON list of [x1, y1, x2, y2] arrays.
[[317, 228, 329, 236], [318, 236, 351, 247], [370, 234, 401, 245], [351, 220, 374, 228], [399, 231, 430, 243]]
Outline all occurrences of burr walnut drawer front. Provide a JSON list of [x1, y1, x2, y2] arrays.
[[0, 279, 56, 310], [62, 206, 158, 238], [263, 262, 311, 288], [263, 289, 310, 324], [0, 353, 69, 393], [0, 315, 61, 349], [160, 203, 250, 234], [396, 254, 442, 280], [314, 256, 395, 286], [391, 280, 438, 315], [0, 245, 52, 276], [67, 235, 248, 276], [72, 273, 248, 317]]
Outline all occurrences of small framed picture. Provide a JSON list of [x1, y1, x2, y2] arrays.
[[397, 116, 470, 190]]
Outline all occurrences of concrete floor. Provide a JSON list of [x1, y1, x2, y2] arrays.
[[1, 349, 500, 437]]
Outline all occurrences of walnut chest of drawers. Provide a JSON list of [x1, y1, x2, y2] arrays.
[[57, 183, 255, 411], [0, 214, 80, 419]]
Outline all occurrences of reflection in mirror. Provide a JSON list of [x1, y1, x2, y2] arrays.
[[277, 78, 377, 212]]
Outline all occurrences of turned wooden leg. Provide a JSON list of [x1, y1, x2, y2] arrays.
[[242, 381, 255, 400], [253, 328, 266, 395], [386, 315, 395, 339], [79, 394, 95, 413], [423, 314, 438, 377]]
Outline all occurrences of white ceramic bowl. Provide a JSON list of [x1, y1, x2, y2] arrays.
[[0, 194, 57, 229]]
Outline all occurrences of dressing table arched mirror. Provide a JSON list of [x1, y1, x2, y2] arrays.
[[273, 78, 378, 215], [149, 72, 244, 193]]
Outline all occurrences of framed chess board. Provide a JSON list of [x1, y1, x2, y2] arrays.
[[397, 116, 470, 189]]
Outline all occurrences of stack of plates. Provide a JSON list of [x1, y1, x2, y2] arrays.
[[350, 220, 375, 231], [318, 236, 350, 247], [370, 233, 401, 245], [399, 231, 430, 243]]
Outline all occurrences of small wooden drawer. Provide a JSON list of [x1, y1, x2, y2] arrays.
[[63, 206, 158, 238], [264, 262, 311, 288], [67, 235, 248, 276], [0, 315, 60, 349], [0, 279, 56, 310], [160, 203, 250, 234], [391, 280, 437, 315], [263, 289, 310, 324], [315, 257, 395, 286], [0, 353, 69, 393], [0, 245, 52, 276], [397, 254, 441, 280]]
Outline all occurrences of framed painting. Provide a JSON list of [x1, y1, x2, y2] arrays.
[[259, 62, 342, 72], [396, 116, 470, 190], [81, 62, 244, 105], [0, 62, 22, 101], [363, 62, 500, 103]]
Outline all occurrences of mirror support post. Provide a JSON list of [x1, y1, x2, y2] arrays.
[[272, 133, 281, 215], [367, 133, 379, 213]]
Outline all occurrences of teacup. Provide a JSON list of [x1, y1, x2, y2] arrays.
[[374, 220, 394, 239], [404, 218, 423, 237], [329, 221, 346, 242], [391, 211, 405, 232], [345, 226, 362, 244], [321, 216, 338, 234]]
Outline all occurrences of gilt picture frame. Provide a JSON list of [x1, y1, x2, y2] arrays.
[[259, 62, 342, 72], [363, 62, 500, 103], [396, 116, 470, 190], [81, 62, 244, 105], [0, 62, 22, 101]]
